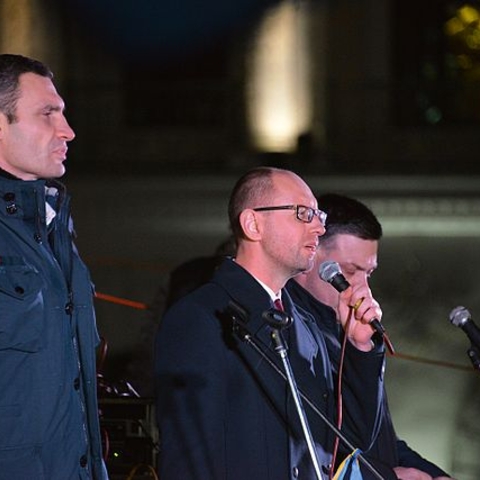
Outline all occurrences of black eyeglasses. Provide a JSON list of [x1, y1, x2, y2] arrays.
[[253, 204, 327, 226]]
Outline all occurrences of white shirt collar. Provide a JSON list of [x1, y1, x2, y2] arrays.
[[45, 186, 57, 226], [254, 276, 282, 303]]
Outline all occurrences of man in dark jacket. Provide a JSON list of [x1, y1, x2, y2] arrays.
[[288, 193, 453, 480], [155, 167, 389, 480], [0, 54, 108, 479]]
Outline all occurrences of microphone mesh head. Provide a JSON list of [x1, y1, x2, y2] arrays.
[[319, 260, 341, 283], [449, 306, 471, 327]]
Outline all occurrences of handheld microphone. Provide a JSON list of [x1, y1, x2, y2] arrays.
[[319, 260, 395, 354], [449, 306, 480, 351]]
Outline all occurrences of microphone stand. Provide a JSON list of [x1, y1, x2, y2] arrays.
[[268, 317, 324, 480], [467, 345, 480, 371], [227, 301, 385, 480]]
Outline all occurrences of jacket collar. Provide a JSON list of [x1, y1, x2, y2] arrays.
[[212, 259, 322, 372]]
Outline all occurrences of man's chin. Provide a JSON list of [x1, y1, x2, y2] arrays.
[[48, 165, 66, 179], [295, 261, 315, 276]]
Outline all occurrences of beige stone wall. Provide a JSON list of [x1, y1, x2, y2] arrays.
[[0, 0, 64, 80]]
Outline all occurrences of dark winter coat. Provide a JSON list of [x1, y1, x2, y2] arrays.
[[155, 258, 385, 480], [0, 176, 107, 480], [287, 278, 450, 479]]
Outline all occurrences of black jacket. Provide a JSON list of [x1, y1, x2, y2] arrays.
[[287, 279, 450, 479], [155, 258, 385, 480]]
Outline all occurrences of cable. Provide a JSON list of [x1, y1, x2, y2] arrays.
[[330, 306, 354, 479], [95, 292, 148, 310], [94, 290, 477, 373]]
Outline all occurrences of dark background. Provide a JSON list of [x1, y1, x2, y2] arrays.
[[2, 0, 480, 477]]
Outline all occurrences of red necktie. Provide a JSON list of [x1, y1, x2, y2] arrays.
[[274, 298, 284, 311]]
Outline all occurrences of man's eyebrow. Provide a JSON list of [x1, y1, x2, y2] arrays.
[[42, 103, 65, 113], [343, 261, 377, 273]]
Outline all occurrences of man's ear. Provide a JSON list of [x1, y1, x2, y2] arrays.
[[239, 209, 262, 241]]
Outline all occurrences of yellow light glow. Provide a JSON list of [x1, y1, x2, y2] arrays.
[[457, 54, 473, 69], [466, 29, 480, 49], [247, 1, 312, 152], [0, 0, 61, 78], [1, 0, 34, 53], [458, 5, 480, 25], [445, 17, 465, 36]]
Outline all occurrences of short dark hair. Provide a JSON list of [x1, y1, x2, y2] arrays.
[[0, 54, 53, 123], [228, 166, 277, 239], [317, 193, 382, 247]]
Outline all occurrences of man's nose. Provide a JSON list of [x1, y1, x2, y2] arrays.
[[312, 217, 326, 236], [58, 116, 75, 141]]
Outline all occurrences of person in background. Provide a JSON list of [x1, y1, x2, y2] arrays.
[[155, 166, 391, 480], [0, 54, 108, 479], [287, 193, 453, 480], [163, 235, 236, 311]]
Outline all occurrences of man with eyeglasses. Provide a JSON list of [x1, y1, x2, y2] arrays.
[[154, 167, 390, 480], [253, 204, 328, 225]]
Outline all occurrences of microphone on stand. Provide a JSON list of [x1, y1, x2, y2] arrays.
[[449, 306, 480, 349], [319, 260, 395, 354], [449, 306, 480, 370]]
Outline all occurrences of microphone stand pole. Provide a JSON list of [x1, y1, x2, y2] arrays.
[[467, 345, 480, 371], [228, 302, 385, 480], [270, 327, 324, 480]]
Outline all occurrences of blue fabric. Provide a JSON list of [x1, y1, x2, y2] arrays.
[[0, 178, 107, 479], [334, 450, 363, 480]]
